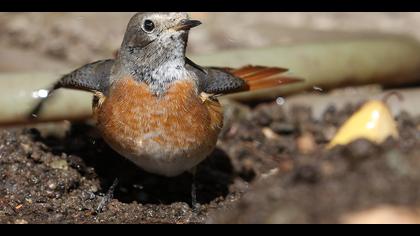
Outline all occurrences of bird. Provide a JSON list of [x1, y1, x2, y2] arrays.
[[30, 12, 301, 178]]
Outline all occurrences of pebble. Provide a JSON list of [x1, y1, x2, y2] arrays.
[[50, 159, 69, 170], [47, 180, 57, 190], [262, 128, 280, 140], [89, 185, 99, 193], [340, 205, 420, 224], [20, 143, 32, 155], [14, 219, 28, 224], [261, 168, 279, 179], [297, 132, 317, 154]]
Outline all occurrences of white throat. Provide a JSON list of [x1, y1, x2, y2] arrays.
[[148, 59, 193, 96]]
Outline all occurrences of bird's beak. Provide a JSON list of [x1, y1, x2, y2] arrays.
[[173, 19, 202, 31]]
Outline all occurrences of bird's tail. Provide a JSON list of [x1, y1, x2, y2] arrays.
[[226, 65, 303, 91]]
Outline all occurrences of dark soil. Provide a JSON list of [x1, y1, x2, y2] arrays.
[[0, 101, 419, 224]]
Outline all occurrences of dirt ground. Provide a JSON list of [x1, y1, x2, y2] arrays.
[[0, 102, 419, 224], [0, 13, 420, 224]]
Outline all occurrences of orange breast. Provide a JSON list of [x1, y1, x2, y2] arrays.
[[93, 76, 223, 160]]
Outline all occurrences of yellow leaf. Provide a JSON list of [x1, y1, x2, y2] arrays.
[[327, 100, 399, 149]]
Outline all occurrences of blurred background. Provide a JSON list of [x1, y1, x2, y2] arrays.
[[1, 12, 420, 125], [1, 12, 420, 72]]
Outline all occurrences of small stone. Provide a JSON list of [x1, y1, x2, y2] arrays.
[[297, 132, 317, 154], [262, 127, 280, 140], [14, 219, 28, 224], [20, 143, 32, 155], [30, 151, 42, 162], [340, 206, 420, 224], [47, 180, 57, 190], [261, 168, 279, 179], [50, 159, 68, 170], [89, 185, 99, 193]]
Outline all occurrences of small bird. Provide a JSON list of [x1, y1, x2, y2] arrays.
[[31, 12, 300, 177]]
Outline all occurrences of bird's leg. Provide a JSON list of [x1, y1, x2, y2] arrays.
[[190, 166, 199, 211]]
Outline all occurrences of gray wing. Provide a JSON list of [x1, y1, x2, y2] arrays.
[[54, 59, 114, 94], [29, 59, 114, 118], [185, 58, 246, 95], [186, 57, 299, 96]]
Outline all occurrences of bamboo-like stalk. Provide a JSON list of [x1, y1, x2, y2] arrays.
[[0, 73, 93, 126], [0, 37, 419, 126], [191, 37, 420, 101]]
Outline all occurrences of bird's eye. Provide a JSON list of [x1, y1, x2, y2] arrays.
[[143, 20, 155, 33]]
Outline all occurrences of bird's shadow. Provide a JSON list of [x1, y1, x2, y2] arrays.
[[29, 122, 235, 206]]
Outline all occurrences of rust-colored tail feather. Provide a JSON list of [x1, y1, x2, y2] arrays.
[[246, 77, 302, 91], [228, 65, 303, 91]]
